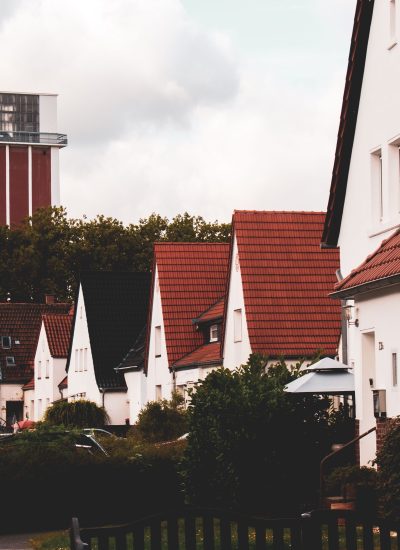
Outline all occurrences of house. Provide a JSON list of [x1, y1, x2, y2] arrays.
[[66, 272, 151, 425], [32, 312, 73, 420], [223, 210, 342, 369], [141, 242, 230, 417], [0, 300, 70, 425], [321, 0, 400, 464]]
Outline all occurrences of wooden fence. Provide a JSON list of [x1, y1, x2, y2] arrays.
[[70, 508, 400, 550]]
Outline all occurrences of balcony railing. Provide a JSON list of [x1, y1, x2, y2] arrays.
[[0, 131, 68, 146]]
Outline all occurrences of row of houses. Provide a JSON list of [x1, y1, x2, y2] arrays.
[[1, 0, 399, 470], [0, 210, 341, 429]]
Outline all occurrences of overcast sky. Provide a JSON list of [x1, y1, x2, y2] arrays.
[[1, 0, 356, 225]]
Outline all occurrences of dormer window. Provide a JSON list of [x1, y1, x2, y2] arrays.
[[1, 336, 11, 349], [210, 324, 219, 343], [6, 356, 15, 366]]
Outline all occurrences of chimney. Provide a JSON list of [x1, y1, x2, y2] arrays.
[[45, 295, 55, 305]]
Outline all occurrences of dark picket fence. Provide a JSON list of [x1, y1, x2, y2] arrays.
[[70, 508, 400, 550]]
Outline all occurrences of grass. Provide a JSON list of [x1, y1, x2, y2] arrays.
[[31, 520, 388, 549]]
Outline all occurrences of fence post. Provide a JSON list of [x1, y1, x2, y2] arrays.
[[70, 517, 89, 550], [301, 512, 322, 550]]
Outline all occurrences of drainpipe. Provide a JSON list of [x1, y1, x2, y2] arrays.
[[336, 270, 348, 365]]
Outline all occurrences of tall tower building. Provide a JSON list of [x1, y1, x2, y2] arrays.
[[0, 92, 67, 226]]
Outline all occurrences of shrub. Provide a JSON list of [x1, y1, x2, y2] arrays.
[[180, 354, 350, 515], [43, 399, 110, 428], [135, 392, 188, 443], [375, 419, 400, 521]]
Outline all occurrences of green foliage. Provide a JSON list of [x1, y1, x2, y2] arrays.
[[375, 420, 400, 521], [135, 393, 188, 443], [43, 399, 110, 428], [0, 206, 231, 302], [325, 465, 377, 495], [181, 354, 346, 514]]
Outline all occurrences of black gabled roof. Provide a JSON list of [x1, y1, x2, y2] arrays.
[[322, 0, 375, 247], [67, 272, 151, 390], [116, 326, 146, 372]]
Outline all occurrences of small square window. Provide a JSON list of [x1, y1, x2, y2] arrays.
[[6, 356, 15, 366], [155, 326, 162, 357], [210, 324, 219, 343], [234, 309, 242, 342], [1, 336, 11, 349]]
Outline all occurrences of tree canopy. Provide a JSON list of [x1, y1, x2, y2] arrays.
[[180, 355, 351, 515], [0, 206, 231, 302]]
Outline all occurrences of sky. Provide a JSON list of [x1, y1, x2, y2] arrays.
[[0, 0, 357, 225]]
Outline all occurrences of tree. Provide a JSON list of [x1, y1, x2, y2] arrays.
[[43, 399, 110, 428], [0, 207, 231, 302], [135, 393, 188, 443], [181, 355, 341, 515]]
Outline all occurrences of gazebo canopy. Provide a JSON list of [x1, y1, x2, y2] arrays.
[[284, 357, 354, 395]]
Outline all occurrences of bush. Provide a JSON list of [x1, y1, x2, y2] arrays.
[[375, 419, 400, 521], [43, 399, 110, 428], [135, 393, 188, 443], [180, 354, 350, 515]]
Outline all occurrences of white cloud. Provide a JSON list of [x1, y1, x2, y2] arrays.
[[0, 0, 355, 224]]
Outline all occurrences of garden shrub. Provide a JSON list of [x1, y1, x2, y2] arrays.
[[181, 354, 351, 515], [43, 399, 110, 428], [135, 392, 188, 442], [375, 419, 400, 521]]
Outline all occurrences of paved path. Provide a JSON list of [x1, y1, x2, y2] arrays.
[[0, 533, 38, 549]]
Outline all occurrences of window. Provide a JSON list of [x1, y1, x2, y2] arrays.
[[393, 353, 398, 387], [234, 309, 242, 342], [155, 326, 161, 357], [79, 349, 83, 372], [371, 149, 383, 223], [38, 399, 42, 418], [388, 138, 400, 215], [6, 356, 15, 366], [37, 360, 42, 379], [75, 349, 79, 372], [210, 324, 219, 343], [1, 336, 11, 349], [83, 348, 88, 371], [156, 385, 162, 401], [45, 359, 49, 379]]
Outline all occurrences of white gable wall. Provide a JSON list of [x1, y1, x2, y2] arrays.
[[23, 388, 34, 421], [34, 322, 68, 421], [223, 232, 252, 369], [146, 265, 173, 402], [67, 285, 102, 407], [338, 1, 400, 276]]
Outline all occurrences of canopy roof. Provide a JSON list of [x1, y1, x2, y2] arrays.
[[284, 357, 354, 394]]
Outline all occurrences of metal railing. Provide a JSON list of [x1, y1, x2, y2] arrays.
[[0, 131, 67, 146]]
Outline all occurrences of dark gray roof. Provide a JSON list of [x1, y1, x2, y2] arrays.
[[116, 326, 146, 372], [67, 272, 151, 389]]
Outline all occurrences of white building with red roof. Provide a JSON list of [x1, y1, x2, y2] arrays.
[[137, 242, 230, 420], [30, 312, 73, 421], [321, 0, 400, 464], [223, 211, 341, 369]]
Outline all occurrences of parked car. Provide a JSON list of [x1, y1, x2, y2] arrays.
[[0, 430, 109, 456]]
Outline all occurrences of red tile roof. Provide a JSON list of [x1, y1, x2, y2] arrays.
[[150, 243, 230, 368], [332, 228, 400, 298], [173, 342, 221, 368], [322, 0, 374, 247], [232, 211, 341, 357], [193, 298, 224, 324], [22, 377, 34, 391], [43, 314, 73, 358], [0, 303, 71, 383], [58, 375, 68, 389]]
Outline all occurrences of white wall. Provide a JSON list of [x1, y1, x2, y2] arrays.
[[125, 370, 147, 423], [34, 322, 68, 421], [146, 265, 174, 401], [338, 1, 400, 276], [0, 385, 23, 421], [51, 147, 60, 206], [39, 94, 58, 133], [103, 391, 129, 426], [347, 287, 400, 465], [223, 233, 252, 369], [23, 389, 35, 421], [67, 285, 102, 407]]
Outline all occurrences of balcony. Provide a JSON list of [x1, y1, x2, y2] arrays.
[[0, 131, 68, 147]]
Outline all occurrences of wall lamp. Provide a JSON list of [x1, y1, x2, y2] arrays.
[[343, 304, 359, 327]]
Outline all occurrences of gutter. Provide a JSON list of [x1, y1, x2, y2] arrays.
[[330, 273, 400, 300]]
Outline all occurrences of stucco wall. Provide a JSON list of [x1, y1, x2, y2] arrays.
[[0, 384, 23, 421], [223, 232, 252, 369], [338, 1, 400, 276]]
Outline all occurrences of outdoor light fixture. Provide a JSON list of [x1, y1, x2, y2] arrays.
[[343, 304, 359, 327]]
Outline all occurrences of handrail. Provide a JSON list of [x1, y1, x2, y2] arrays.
[[0, 131, 67, 146], [319, 426, 377, 507]]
